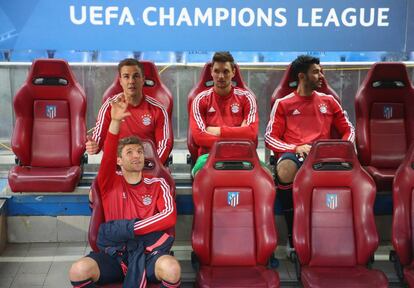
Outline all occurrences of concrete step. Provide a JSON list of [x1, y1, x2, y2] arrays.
[[0, 241, 403, 287]]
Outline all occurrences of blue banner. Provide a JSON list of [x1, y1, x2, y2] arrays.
[[0, 0, 412, 51], [407, 0, 414, 51]]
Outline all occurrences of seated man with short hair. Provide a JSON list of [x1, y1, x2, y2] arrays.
[[265, 55, 355, 253], [86, 58, 173, 207], [86, 58, 173, 165], [70, 96, 180, 288], [189, 51, 259, 175]]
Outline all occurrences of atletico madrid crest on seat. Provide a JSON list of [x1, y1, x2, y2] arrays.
[[383, 106, 393, 119], [326, 193, 338, 210], [45, 105, 56, 119], [227, 192, 239, 208]]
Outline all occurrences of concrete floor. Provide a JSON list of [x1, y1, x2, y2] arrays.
[[0, 242, 404, 288]]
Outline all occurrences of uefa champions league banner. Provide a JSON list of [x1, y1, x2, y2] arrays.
[[0, 0, 412, 51]]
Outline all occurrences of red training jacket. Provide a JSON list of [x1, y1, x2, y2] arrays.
[[190, 87, 258, 156], [265, 90, 355, 153], [97, 132, 176, 235], [92, 94, 173, 164]]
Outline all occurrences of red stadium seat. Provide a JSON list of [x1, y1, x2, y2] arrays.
[[355, 62, 414, 192], [270, 64, 340, 107], [192, 140, 280, 287], [391, 144, 414, 286], [8, 59, 86, 192], [88, 140, 175, 288], [293, 140, 388, 288], [186, 62, 253, 165], [102, 60, 173, 117]]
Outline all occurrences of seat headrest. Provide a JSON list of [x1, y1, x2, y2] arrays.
[[365, 62, 411, 87], [283, 64, 330, 90], [29, 59, 75, 85], [144, 79, 155, 87], [207, 140, 259, 169], [204, 80, 240, 88], [115, 61, 160, 86], [112, 61, 160, 89], [32, 77, 68, 86], [141, 140, 158, 170], [271, 64, 340, 106], [141, 61, 161, 84], [307, 140, 357, 170], [372, 80, 405, 88]]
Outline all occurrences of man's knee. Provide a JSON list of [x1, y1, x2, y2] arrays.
[[155, 255, 181, 283], [69, 257, 100, 282], [276, 160, 298, 183], [89, 189, 93, 203]]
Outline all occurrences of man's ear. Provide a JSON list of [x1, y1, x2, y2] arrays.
[[298, 72, 305, 81], [117, 157, 122, 166]]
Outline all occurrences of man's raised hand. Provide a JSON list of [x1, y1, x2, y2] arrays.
[[110, 95, 131, 121]]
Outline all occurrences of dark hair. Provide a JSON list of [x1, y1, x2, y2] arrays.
[[212, 51, 235, 68], [118, 58, 144, 76], [117, 136, 144, 157], [291, 55, 320, 82]]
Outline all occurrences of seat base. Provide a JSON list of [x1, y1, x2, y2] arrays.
[[404, 265, 414, 287], [197, 266, 280, 288], [364, 166, 395, 192], [8, 166, 81, 192], [301, 266, 388, 288]]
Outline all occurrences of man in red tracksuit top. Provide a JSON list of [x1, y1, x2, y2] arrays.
[[189, 51, 258, 174], [86, 58, 173, 165], [265, 55, 355, 253], [70, 96, 181, 288]]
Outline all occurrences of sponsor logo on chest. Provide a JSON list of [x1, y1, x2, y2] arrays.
[[208, 106, 216, 113]]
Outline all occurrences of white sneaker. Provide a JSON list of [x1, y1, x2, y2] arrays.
[[286, 240, 295, 259]]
